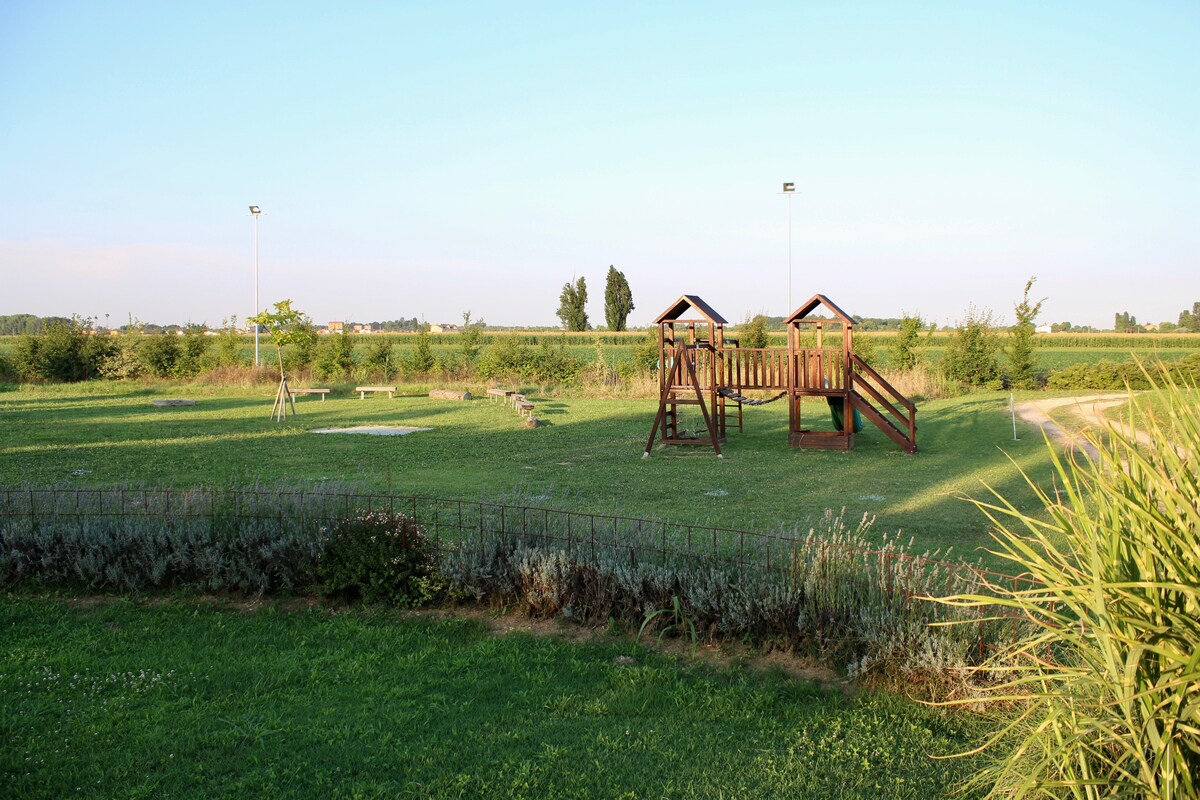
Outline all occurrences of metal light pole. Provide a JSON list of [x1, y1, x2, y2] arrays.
[[249, 205, 261, 366], [780, 183, 795, 311]]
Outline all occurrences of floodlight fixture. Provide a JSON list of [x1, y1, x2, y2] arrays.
[[249, 205, 261, 215], [782, 182, 795, 192]]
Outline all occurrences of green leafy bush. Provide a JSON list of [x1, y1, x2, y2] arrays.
[[213, 317, 245, 367], [400, 324, 436, 377], [737, 314, 771, 349], [1006, 277, 1045, 390], [12, 317, 111, 382], [852, 333, 877, 367], [892, 313, 927, 371], [942, 306, 1002, 388], [476, 336, 533, 381], [615, 328, 660, 381], [139, 333, 182, 377], [314, 331, 357, 381], [361, 337, 397, 381], [528, 341, 582, 384], [934, 365, 1200, 798], [97, 326, 145, 380], [0, 352, 16, 382], [1047, 353, 1200, 390], [281, 321, 319, 374], [173, 325, 211, 378], [318, 511, 442, 606]]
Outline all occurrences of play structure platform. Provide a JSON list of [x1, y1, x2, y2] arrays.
[[644, 294, 917, 457]]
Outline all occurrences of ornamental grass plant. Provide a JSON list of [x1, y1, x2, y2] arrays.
[[933, 366, 1200, 798]]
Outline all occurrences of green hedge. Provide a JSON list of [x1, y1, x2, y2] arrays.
[[1046, 354, 1200, 390]]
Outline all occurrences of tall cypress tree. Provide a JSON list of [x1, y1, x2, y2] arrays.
[[556, 277, 589, 331], [603, 266, 635, 331]]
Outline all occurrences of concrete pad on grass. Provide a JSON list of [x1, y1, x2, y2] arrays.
[[309, 425, 433, 436]]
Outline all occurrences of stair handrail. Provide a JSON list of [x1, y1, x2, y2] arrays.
[[850, 354, 917, 443]]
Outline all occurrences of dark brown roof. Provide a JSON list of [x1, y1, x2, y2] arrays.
[[785, 294, 855, 326], [653, 295, 728, 325]]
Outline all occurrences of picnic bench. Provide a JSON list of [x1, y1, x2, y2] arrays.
[[509, 393, 535, 417], [355, 385, 396, 399], [483, 388, 539, 426], [290, 388, 330, 401]]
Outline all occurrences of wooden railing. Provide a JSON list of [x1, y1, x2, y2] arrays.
[[850, 354, 917, 447], [725, 347, 848, 391], [792, 348, 844, 391], [726, 347, 789, 389]]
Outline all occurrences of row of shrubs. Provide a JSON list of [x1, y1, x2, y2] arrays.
[[5, 320, 242, 383], [0, 490, 1006, 688], [1046, 353, 1200, 390], [8, 315, 1196, 396], [0, 317, 660, 387]]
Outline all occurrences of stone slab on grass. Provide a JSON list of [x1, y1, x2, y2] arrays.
[[309, 426, 433, 436]]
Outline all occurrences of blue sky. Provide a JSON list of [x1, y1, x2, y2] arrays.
[[2, 2, 1197, 329]]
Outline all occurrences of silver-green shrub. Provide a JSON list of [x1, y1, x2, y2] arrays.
[[438, 509, 1009, 681], [0, 490, 324, 594]]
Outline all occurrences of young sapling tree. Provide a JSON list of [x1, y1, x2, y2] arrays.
[[249, 300, 317, 420]]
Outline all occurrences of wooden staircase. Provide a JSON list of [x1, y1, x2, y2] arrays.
[[849, 355, 917, 453]]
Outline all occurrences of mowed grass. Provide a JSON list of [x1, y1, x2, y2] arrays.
[[0, 381, 1077, 565], [1, 383, 1063, 562], [0, 596, 984, 799]]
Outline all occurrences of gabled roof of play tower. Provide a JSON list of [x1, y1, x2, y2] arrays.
[[653, 295, 728, 325], [785, 294, 855, 326]]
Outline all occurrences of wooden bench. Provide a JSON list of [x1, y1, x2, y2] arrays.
[[290, 388, 330, 401], [355, 385, 396, 399], [517, 401, 535, 417], [486, 388, 513, 402]]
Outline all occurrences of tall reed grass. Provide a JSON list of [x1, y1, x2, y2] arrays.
[[931, 366, 1200, 798]]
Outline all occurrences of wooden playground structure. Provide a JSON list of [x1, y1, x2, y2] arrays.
[[643, 294, 917, 457]]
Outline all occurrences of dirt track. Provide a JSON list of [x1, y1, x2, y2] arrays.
[[1012, 393, 1146, 458]]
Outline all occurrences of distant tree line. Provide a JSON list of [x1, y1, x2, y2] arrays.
[[0, 314, 71, 335], [1160, 301, 1200, 333], [1114, 303, 1199, 333], [363, 318, 422, 332]]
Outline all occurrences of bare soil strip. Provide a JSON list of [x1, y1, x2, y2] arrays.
[[1012, 393, 1148, 457]]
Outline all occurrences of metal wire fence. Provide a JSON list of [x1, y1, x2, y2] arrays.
[[0, 485, 1029, 600]]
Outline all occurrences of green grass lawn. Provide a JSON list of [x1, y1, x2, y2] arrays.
[[0, 381, 1070, 566], [1, 596, 984, 799]]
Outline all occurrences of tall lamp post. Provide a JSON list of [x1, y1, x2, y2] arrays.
[[249, 205, 261, 366], [779, 183, 795, 312]]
